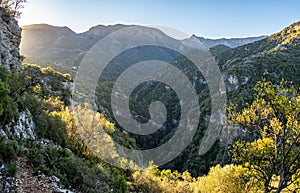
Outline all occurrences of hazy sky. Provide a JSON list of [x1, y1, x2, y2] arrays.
[[19, 0, 300, 38]]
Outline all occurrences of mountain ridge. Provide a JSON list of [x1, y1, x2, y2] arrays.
[[191, 34, 266, 48], [20, 23, 267, 74], [21, 23, 267, 41]]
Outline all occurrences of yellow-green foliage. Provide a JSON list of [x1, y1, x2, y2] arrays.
[[132, 164, 262, 193], [228, 80, 300, 192], [23, 64, 72, 81], [72, 103, 138, 170], [22, 64, 72, 105], [270, 22, 300, 45], [65, 103, 117, 158], [194, 165, 261, 193]]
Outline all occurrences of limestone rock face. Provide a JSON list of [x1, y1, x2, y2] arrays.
[[1, 109, 36, 140], [0, 7, 34, 140], [0, 7, 22, 71], [226, 74, 239, 92]]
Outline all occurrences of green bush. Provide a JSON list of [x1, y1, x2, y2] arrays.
[[110, 168, 128, 193], [5, 162, 19, 177], [0, 67, 20, 123], [34, 113, 68, 147], [26, 144, 115, 192], [27, 146, 45, 168], [0, 138, 20, 160]]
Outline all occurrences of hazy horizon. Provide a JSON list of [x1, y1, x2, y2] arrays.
[[18, 0, 299, 39], [20, 22, 271, 40]]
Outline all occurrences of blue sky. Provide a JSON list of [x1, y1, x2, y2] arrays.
[[19, 0, 300, 38]]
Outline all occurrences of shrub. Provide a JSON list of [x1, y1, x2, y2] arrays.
[[0, 67, 20, 124], [5, 162, 19, 177], [0, 138, 20, 160]]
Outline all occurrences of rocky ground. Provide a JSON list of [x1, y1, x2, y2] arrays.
[[0, 153, 75, 193]]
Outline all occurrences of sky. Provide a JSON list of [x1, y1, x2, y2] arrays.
[[19, 0, 300, 39]]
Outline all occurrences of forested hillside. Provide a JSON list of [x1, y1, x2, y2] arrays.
[[94, 21, 300, 178], [0, 3, 299, 191]]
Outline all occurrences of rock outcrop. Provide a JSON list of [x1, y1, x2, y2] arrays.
[[0, 110, 35, 140], [0, 7, 22, 71], [0, 7, 34, 140], [0, 8, 76, 192]]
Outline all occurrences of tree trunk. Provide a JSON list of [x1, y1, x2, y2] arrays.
[[275, 188, 282, 193], [264, 186, 269, 193], [275, 179, 284, 193], [264, 179, 271, 193]]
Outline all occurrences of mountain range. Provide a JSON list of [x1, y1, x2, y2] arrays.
[[20, 24, 265, 74]]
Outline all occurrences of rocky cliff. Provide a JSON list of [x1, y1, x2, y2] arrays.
[[0, 7, 22, 71], [0, 8, 37, 192], [0, 7, 34, 140], [0, 8, 78, 192]]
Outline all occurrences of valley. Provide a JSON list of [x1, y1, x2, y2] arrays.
[[0, 1, 299, 192]]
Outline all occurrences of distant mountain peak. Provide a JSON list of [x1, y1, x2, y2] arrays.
[[87, 23, 130, 30], [82, 24, 132, 36], [23, 24, 72, 30], [22, 24, 76, 35], [189, 35, 266, 49]]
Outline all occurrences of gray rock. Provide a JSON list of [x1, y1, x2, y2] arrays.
[[50, 175, 61, 183], [55, 188, 74, 193], [0, 7, 22, 71], [2, 109, 36, 140]]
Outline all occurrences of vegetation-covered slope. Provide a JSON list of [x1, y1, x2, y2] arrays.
[[1, 5, 299, 191], [94, 22, 300, 177], [217, 21, 300, 106]]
